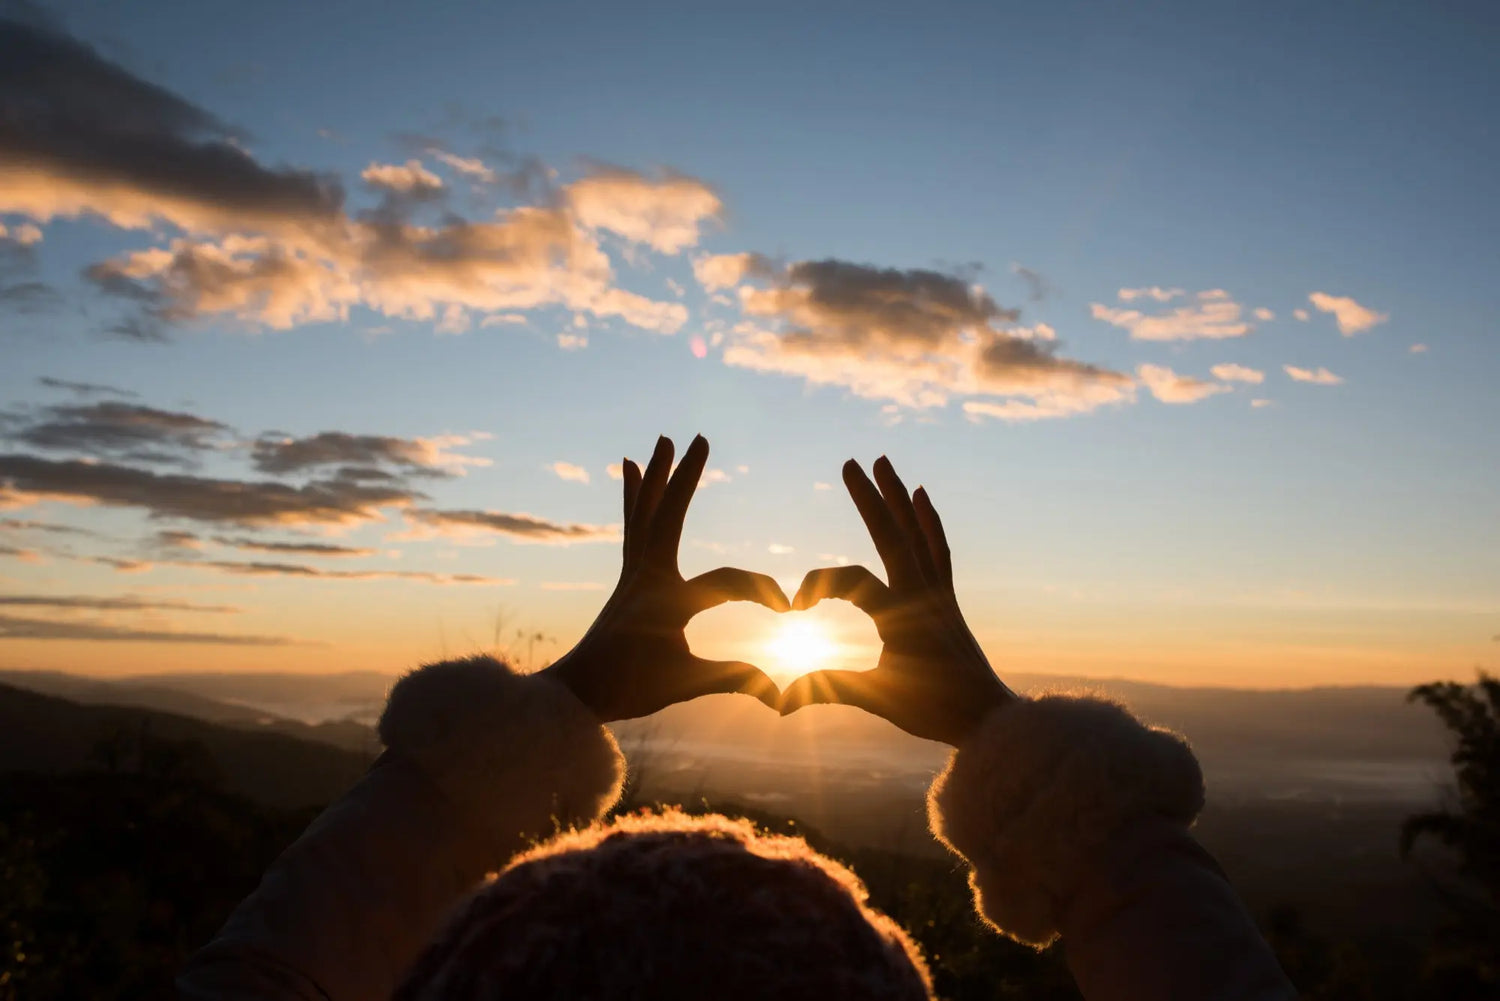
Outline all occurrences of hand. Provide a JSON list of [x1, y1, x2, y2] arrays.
[[779, 456, 1016, 746], [544, 434, 790, 722]]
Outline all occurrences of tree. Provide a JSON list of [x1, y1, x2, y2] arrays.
[[1401, 673, 1500, 992]]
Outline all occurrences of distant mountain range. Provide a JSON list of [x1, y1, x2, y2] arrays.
[[0, 666, 1460, 938], [0, 666, 1457, 804]]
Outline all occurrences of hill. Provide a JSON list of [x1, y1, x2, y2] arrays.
[[0, 682, 374, 809]]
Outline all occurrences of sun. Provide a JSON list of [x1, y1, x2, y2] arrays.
[[764, 618, 837, 677]]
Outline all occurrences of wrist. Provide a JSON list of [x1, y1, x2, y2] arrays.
[[541, 651, 606, 720]]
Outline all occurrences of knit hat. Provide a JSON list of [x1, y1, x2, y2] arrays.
[[395, 809, 933, 1000]]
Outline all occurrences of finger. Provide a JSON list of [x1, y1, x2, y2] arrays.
[[686, 566, 791, 613], [843, 460, 920, 586], [791, 565, 889, 615], [629, 436, 674, 554], [680, 657, 781, 711], [649, 433, 708, 564], [873, 456, 940, 585], [622, 458, 643, 566], [912, 486, 954, 588], [779, 669, 891, 718]]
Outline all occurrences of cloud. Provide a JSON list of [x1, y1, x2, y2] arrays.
[[361, 160, 444, 196], [6, 401, 231, 464], [37, 376, 137, 398], [0, 543, 42, 562], [1252, 308, 1275, 321], [251, 430, 488, 476], [723, 258, 1133, 418], [0, 221, 43, 246], [0, 517, 98, 537], [1136, 364, 1231, 404], [693, 252, 761, 291], [1293, 309, 1310, 321], [168, 558, 507, 585], [768, 543, 795, 555], [1117, 287, 1184, 303], [566, 168, 721, 254], [1284, 364, 1344, 386], [1250, 398, 1274, 408], [1091, 288, 1252, 341], [93, 555, 152, 572], [550, 461, 590, 484], [0, 594, 238, 613], [0, 18, 344, 235], [405, 508, 619, 544], [605, 462, 624, 480], [700, 468, 731, 487], [813, 482, 833, 491], [152, 529, 203, 551], [0, 453, 422, 527], [1410, 343, 1428, 354], [428, 150, 499, 185], [0, 20, 701, 339], [1210, 363, 1265, 384], [556, 333, 588, 351], [1308, 292, 1387, 336], [1011, 264, 1051, 302], [0, 612, 303, 646], [211, 536, 376, 557]]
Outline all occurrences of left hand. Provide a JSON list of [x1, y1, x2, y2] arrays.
[[544, 434, 790, 721]]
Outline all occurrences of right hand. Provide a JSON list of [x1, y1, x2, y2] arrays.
[[779, 456, 1016, 746]]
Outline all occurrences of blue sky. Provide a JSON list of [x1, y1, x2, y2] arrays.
[[1, 0, 1496, 685]]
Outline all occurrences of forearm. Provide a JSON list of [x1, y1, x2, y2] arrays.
[[927, 695, 1294, 1001], [179, 656, 625, 1001]]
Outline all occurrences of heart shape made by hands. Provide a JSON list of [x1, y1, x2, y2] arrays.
[[686, 597, 880, 688]]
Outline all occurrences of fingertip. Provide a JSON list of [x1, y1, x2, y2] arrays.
[[842, 458, 861, 479]]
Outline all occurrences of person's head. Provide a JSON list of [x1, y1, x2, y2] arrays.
[[396, 809, 933, 1000]]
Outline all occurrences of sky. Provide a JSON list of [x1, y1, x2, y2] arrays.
[[1, 0, 1496, 688]]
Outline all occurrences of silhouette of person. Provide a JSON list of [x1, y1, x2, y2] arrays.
[[179, 435, 1295, 1000]]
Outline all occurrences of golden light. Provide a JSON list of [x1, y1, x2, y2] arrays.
[[764, 618, 838, 677]]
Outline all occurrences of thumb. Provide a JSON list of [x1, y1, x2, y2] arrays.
[[779, 669, 890, 719], [680, 657, 781, 711]]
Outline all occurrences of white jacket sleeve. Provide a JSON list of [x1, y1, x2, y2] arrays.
[[178, 656, 625, 1001], [927, 695, 1296, 1001]]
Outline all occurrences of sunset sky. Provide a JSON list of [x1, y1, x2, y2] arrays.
[[2, 1, 1496, 687]]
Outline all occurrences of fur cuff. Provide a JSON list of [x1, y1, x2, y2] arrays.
[[927, 694, 1203, 947], [379, 656, 624, 852]]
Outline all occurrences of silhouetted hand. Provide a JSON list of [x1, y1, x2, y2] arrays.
[[779, 457, 1016, 746], [544, 434, 789, 722]]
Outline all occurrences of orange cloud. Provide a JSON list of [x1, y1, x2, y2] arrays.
[[1091, 289, 1252, 341], [566, 169, 721, 254], [550, 461, 591, 484], [361, 160, 444, 196], [723, 258, 1132, 420], [1308, 292, 1387, 336], [404, 508, 619, 544], [1137, 364, 1231, 404], [1283, 364, 1344, 385], [1209, 363, 1265, 384]]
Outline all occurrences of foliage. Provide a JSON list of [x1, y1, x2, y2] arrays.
[[1401, 673, 1500, 993]]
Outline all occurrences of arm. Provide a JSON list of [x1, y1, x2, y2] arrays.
[[929, 695, 1296, 1001], [783, 456, 1294, 1001], [180, 434, 787, 1001], [177, 659, 623, 1001]]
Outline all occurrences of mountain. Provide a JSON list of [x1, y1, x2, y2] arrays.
[[0, 682, 374, 809], [0, 670, 382, 754]]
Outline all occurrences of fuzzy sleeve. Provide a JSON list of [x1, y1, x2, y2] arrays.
[[927, 694, 1295, 1001], [179, 656, 624, 1001]]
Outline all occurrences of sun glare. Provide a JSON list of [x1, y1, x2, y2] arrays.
[[765, 619, 838, 677]]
